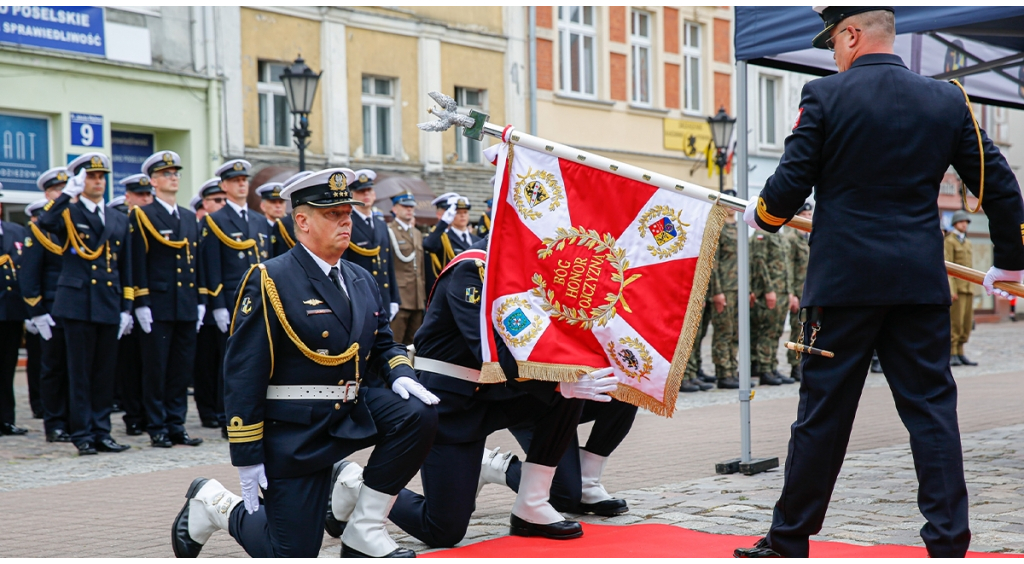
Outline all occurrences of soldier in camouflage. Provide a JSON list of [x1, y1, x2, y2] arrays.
[[682, 300, 714, 392], [785, 203, 812, 381], [709, 192, 740, 389], [749, 226, 794, 386]]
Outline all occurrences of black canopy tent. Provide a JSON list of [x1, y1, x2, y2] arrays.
[[723, 6, 1024, 473]]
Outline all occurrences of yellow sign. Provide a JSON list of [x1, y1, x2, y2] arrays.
[[663, 118, 712, 157]]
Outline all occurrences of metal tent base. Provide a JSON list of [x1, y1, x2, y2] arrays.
[[716, 457, 780, 476]]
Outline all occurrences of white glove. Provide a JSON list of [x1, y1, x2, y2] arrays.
[[982, 267, 1024, 299], [24, 320, 38, 335], [391, 376, 440, 405], [389, 303, 400, 321], [30, 314, 55, 341], [196, 304, 206, 333], [213, 308, 230, 334], [743, 198, 762, 231], [560, 367, 619, 402], [441, 203, 457, 224], [117, 311, 133, 339], [238, 463, 268, 515], [63, 169, 86, 198], [134, 306, 153, 334]]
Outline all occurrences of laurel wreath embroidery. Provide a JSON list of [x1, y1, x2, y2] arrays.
[[495, 296, 544, 348], [637, 205, 690, 260], [530, 227, 642, 330], [606, 336, 653, 382], [513, 167, 564, 221]]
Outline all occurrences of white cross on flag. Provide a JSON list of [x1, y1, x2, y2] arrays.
[[480, 142, 728, 417]]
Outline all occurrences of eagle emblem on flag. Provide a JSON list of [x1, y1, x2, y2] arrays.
[[513, 167, 564, 220]]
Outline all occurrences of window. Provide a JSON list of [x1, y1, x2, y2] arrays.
[[362, 76, 395, 157], [455, 87, 486, 164], [631, 10, 652, 105], [558, 6, 596, 97], [683, 22, 702, 113], [759, 75, 781, 148], [258, 61, 291, 147]]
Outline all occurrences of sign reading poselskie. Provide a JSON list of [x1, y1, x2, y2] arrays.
[[0, 6, 105, 57]]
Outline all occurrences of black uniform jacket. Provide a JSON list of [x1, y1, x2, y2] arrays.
[[130, 202, 201, 321], [753, 54, 1024, 307], [343, 212, 399, 306], [198, 205, 271, 312], [224, 244, 416, 478], [38, 193, 132, 324], [413, 241, 559, 445], [422, 219, 481, 297], [20, 221, 63, 324], [0, 221, 27, 321], [270, 216, 296, 258]]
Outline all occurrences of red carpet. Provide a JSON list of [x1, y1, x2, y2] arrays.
[[422, 523, 1019, 558]]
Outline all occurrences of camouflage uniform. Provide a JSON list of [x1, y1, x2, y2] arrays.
[[785, 227, 810, 367], [710, 221, 738, 380], [683, 300, 713, 385], [750, 230, 791, 375]]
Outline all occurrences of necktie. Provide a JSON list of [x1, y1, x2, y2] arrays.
[[365, 216, 373, 229], [96, 206, 105, 226], [329, 266, 351, 306], [241, 209, 248, 223], [461, 232, 469, 246]]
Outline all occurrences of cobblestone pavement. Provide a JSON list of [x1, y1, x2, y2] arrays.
[[1, 321, 1022, 556]]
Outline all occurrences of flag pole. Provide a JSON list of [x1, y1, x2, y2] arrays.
[[419, 91, 1024, 299]]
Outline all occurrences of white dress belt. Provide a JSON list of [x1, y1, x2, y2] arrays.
[[266, 383, 359, 401], [413, 357, 481, 383]]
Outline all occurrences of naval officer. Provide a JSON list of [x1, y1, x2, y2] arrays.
[[343, 169, 400, 318]]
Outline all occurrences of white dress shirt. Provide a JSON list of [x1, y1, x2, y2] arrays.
[[81, 197, 104, 225], [301, 243, 349, 297]]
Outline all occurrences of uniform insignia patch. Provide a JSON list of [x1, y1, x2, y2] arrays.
[[202, 227, 208, 237], [303, 299, 324, 306], [306, 309, 332, 316], [23, 237, 32, 248], [162, 152, 174, 165], [465, 287, 480, 304], [271, 235, 277, 244], [241, 296, 253, 315], [233, 162, 244, 171], [56, 171, 68, 182], [502, 307, 530, 336]]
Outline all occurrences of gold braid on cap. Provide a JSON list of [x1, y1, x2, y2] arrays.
[[29, 223, 68, 256]]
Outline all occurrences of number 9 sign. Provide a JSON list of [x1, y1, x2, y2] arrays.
[[70, 113, 103, 147]]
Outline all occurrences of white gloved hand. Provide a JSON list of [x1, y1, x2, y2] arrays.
[[134, 306, 153, 334], [389, 303, 400, 321], [24, 320, 38, 335], [196, 304, 206, 333], [213, 308, 231, 334], [441, 203, 457, 224], [63, 169, 86, 198], [559, 367, 619, 402], [238, 463, 268, 515], [391, 376, 440, 405], [30, 314, 56, 341], [743, 198, 762, 231], [982, 267, 1024, 299], [117, 311, 134, 339]]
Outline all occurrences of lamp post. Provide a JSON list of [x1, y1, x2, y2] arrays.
[[707, 106, 737, 194], [279, 55, 322, 172]]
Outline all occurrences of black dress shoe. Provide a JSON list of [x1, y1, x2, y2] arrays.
[[696, 380, 714, 391], [125, 422, 144, 436], [870, 358, 884, 373], [679, 381, 701, 393], [509, 513, 583, 540], [717, 377, 740, 389], [77, 442, 98, 456], [200, 419, 220, 429], [758, 373, 783, 386], [790, 365, 802, 382], [170, 432, 204, 446], [341, 544, 415, 558], [111, 402, 124, 414], [151, 434, 173, 448], [0, 422, 27, 435], [958, 355, 978, 366], [949, 355, 963, 367], [777, 375, 796, 384], [578, 498, 628, 516], [96, 437, 131, 452], [325, 461, 348, 539], [734, 537, 781, 558], [47, 429, 72, 443], [173, 477, 209, 558]]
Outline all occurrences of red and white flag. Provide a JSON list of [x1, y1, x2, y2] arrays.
[[480, 142, 727, 417]]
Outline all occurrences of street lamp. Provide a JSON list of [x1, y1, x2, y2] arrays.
[[279, 55, 322, 172], [707, 106, 737, 194]]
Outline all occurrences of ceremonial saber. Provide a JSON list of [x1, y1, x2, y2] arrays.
[[419, 92, 1024, 299]]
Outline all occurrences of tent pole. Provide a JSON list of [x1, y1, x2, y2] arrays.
[[736, 60, 753, 465]]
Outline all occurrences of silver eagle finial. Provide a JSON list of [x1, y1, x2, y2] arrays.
[[417, 91, 476, 132]]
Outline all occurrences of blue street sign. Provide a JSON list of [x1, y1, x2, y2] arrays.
[[0, 6, 105, 57], [0, 113, 50, 192], [111, 131, 153, 198], [71, 113, 103, 147]]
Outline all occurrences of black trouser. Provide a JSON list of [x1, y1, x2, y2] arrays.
[[766, 305, 969, 558], [25, 331, 42, 416], [116, 329, 145, 429], [141, 321, 196, 437], [228, 387, 437, 558], [389, 390, 584, 548], [40, 324, 69, 434], [0, 320, 23, 425], [506, 399, 638, 512], [193, 322, 225, 426], [64, 320, 118, 446]]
